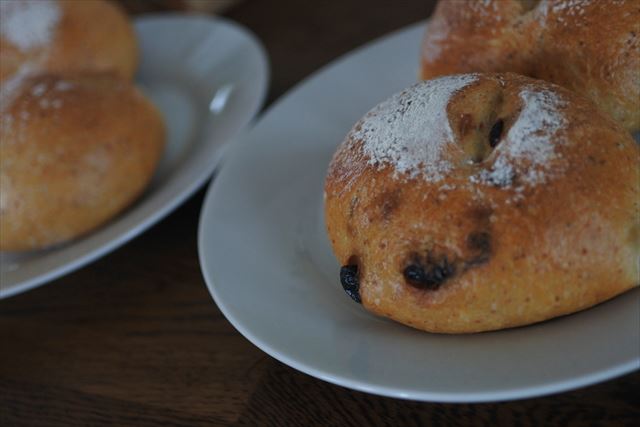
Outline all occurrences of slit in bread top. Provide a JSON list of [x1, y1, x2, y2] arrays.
[[334, 73, 569, 193], [469, 86, 567, 187]]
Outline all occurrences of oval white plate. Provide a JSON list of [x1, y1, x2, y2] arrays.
[[198, 21, 640, 402], [0, 14, 269, 299]]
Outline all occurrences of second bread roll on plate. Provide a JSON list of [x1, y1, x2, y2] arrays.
[[0, 72, 165, 251], [0, 0, 138, 82], [420, 0, 640, 132]]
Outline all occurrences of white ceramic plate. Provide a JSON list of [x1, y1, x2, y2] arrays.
[[0, 15, 269, 298], [198, 21, 640, 402]]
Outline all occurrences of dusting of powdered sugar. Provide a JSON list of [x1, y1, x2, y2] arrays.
[[0, 0, 61, 51], [1, 71, 72, 112], [461, 0, 502, 26], [352, 74, 478, 182], [538, 0, 593, 25], [471, 86, 567, 188], [470, 156, 516, 188], [1, 73, 74, 136], [472, 0, 500, 15], [548, 0, 592, 14], [505, 88, 566, 164]]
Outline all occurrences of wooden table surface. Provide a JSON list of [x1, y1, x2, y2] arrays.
[[1, 1, 638, 425]]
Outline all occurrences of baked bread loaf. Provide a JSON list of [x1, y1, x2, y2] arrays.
[[0, 72, 164, 251], [324, 73, 639, 333], [0, 0, 138, 82], [420, 0, 640, 132]]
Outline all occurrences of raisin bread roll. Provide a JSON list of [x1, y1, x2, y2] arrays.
[[0, 72, 164, 251], [0, 0, 138, 82], [324, 73, 639, 333], [420, 0, 640, 132]]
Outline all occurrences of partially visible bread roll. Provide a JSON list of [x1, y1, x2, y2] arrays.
[[0, 0, 138, 82], [420, 0, 640, 132], [0, 72, 164, 251], [324, 73, 639, 333]]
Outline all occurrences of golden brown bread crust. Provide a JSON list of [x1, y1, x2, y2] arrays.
[[0, 73, 165, 251], [0, 0, 138, 82], [324, 73, 639, 333], [420, 0, 640, 132]]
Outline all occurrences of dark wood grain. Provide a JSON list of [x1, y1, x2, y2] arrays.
[[1, 1, 638, 426]]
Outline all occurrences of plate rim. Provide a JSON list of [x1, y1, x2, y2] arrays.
[[0, 13, 269, 299], [197, 20, 639, 402]]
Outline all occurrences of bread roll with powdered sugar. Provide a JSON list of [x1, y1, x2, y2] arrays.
[[324, 73, 639, 333], [0, 72, 164, 251]]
